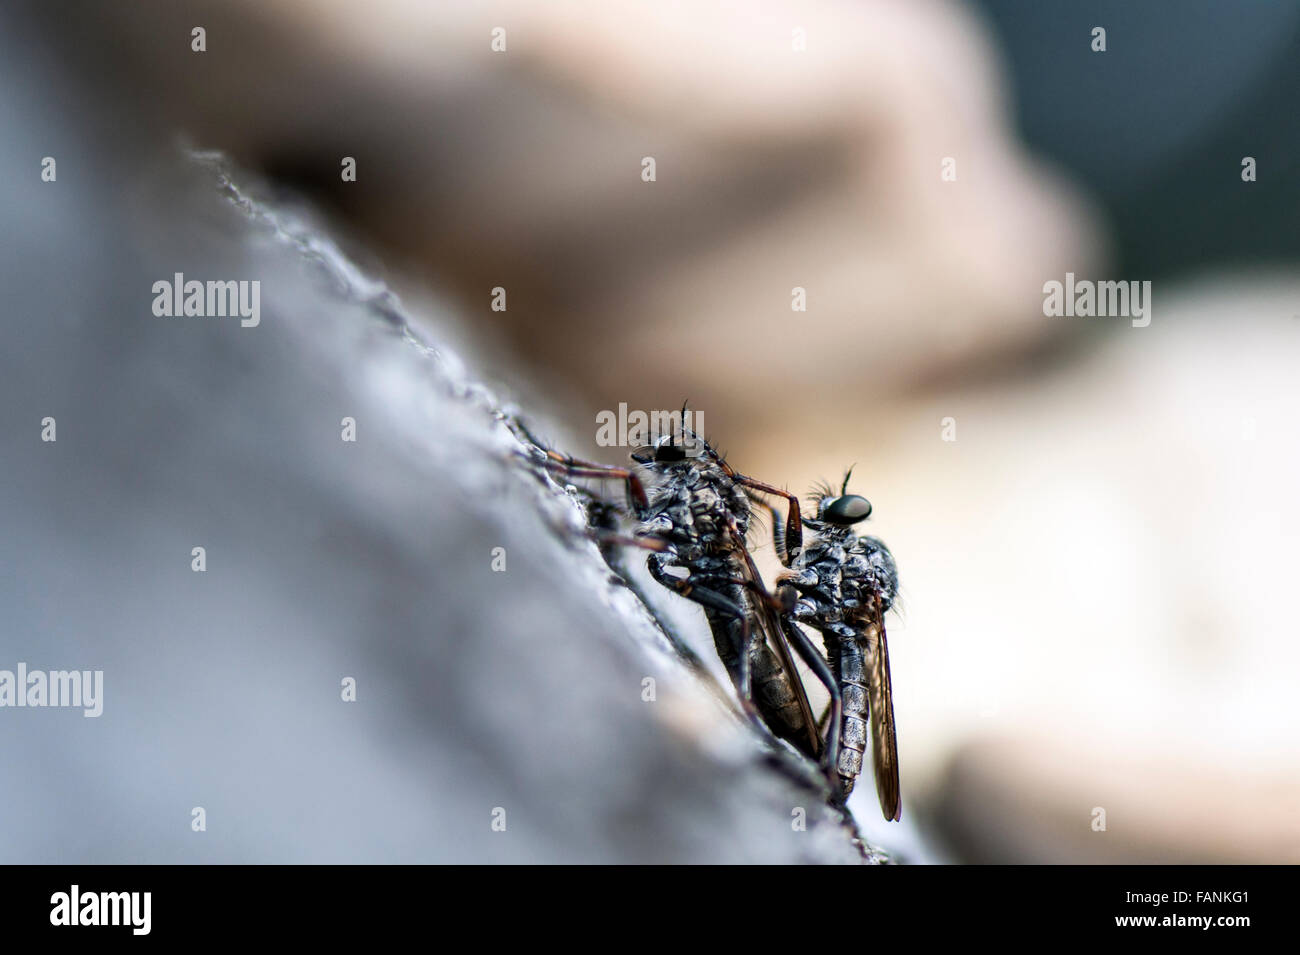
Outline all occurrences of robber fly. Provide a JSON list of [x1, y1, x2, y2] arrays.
[[768, 469, 901, 820], [511, 412, 838, 768]]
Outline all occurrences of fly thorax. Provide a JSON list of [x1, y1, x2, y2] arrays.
[[726, 483, 751, 522], [691, 484, 722, 512], [689, 488, 727, 538], [643, 514, 674, 537], [844, 553, 870, 577], [850, 536, 899, 607], [665, 495, 693, 528], [793, 567, 819, 588], [812, 555, 842, 585], [811, 596, 842, 625]]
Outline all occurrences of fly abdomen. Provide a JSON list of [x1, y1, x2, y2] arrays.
[[750, 641, 810, 753], [704, 602, 812, 756], [832, 635, 869, 797]]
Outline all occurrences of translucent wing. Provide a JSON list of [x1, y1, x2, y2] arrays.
[[865, 614, 901, 821]]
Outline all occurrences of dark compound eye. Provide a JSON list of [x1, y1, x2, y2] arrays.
[[823, 494, 872, 524], [653, 439, 687, 463]]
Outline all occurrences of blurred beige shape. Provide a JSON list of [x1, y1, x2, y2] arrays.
[[75, 0, 1101, 424], [938, 733, 1300, 863]]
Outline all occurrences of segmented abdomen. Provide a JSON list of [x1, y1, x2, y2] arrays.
[[750, 640, 809, 752], [831, 636, 868, 797]]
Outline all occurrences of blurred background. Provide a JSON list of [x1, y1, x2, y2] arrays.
[[10, 0, 1300, 861]]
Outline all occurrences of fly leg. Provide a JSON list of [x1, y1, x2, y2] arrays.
[[766, 504, 790, 566], [531, 453, 649, 517], [509, 425, 649, 517], [686, 439, 800, 561], [646, 554, 770, 739], [777, 615, 842, 790], [735, 478, 802, 563], [711, 561, 842, 777], [776, 574, 859, 797], [767, 580, 843, 789], [669, 567, 824, 759]]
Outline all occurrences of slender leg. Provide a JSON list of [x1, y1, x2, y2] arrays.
[[647, 555, 764, 731], [739, 477, 802, 563], [588, 529, 671, 553], [817, 702, 833, 732], [685, 441, 800, 561], [778, 616, 842, 786], [664, 571, 750, 589], [533, 454, 649, 515], [766, 504, 789, 566], [508, 420, 650, 514]]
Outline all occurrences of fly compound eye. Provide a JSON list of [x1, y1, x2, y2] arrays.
[[823, 494, 871, 525], [653, 438, 687, 463]]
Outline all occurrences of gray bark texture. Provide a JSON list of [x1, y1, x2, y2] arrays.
[[0, 34, 884, 863]]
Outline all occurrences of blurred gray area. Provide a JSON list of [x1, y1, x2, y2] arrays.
[[0, 30, 876, 863], [975, 0, 1300, 276]]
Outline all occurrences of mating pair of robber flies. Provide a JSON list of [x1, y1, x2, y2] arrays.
[[514, 408, 901, 822]]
